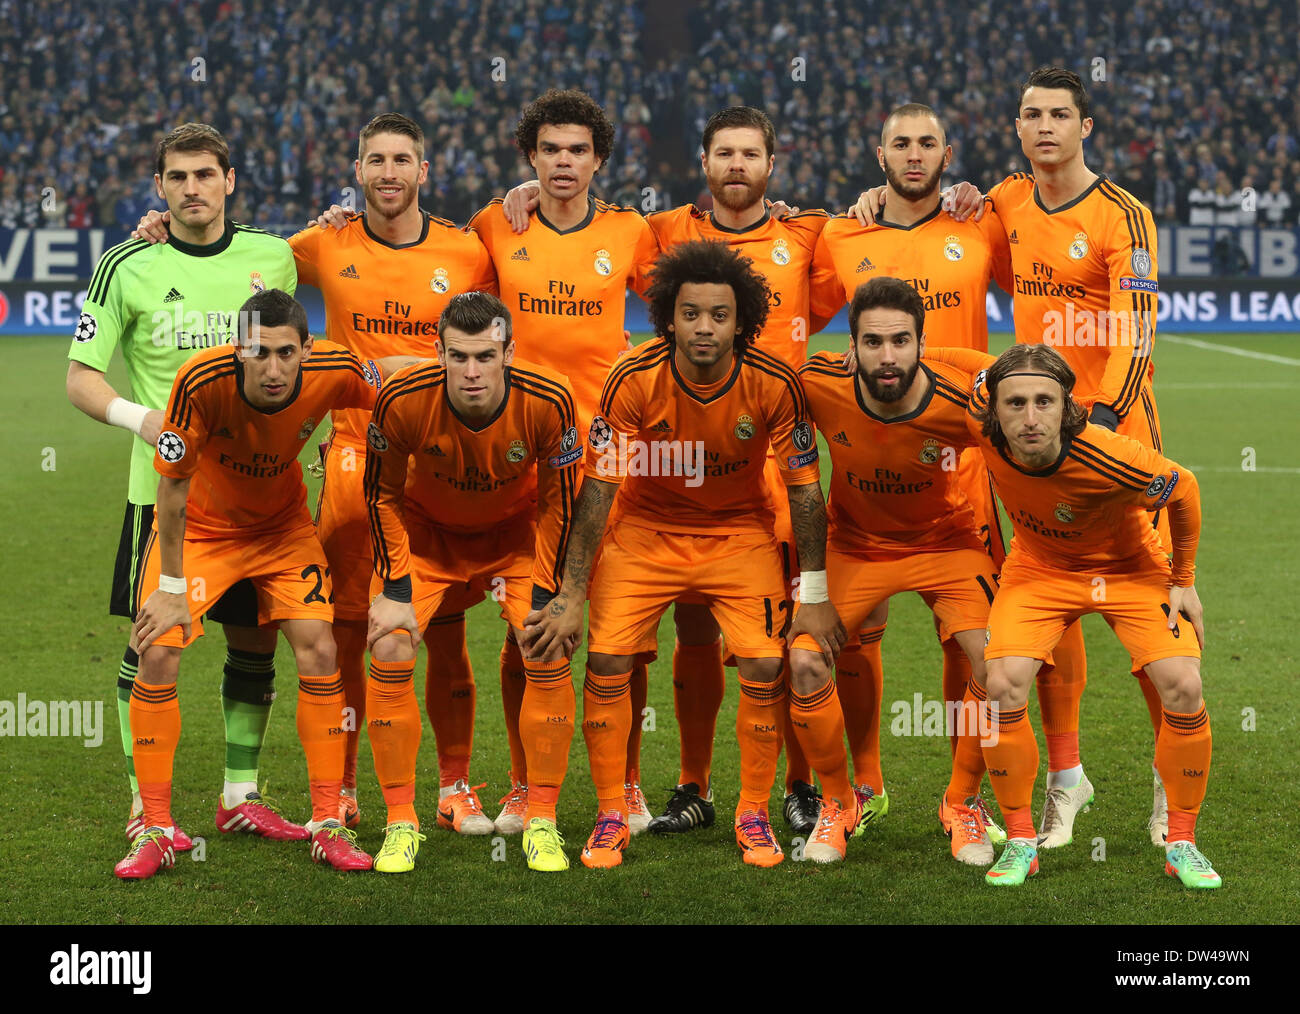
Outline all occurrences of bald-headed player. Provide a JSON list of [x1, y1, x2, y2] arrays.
[[852, 72, 1167, 849], [809, 102, 1014, 837]]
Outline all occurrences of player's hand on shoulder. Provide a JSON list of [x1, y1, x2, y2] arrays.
[[132, 589, 191, 652], [784, 600, 847, 665], [849, 186, 887, 226], [522, 591, 583, 661], [139, 409, 164, 446], [767, 198, 801, 219], [312, 204, 351, 231], [942, 181, 986, 222], [132, 209, 171, 244], [503, 179, 541, 234], [1168, 584, 1206, 648], [367, 593, 420, 651]]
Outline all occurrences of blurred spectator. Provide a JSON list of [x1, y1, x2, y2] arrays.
[[0, 0, 1294, 230], [1258, 176, 1294, 225]]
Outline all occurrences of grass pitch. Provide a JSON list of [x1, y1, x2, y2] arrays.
[[2, 330, 1296, 924]]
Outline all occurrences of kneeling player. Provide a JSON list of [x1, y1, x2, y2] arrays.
[[119, 290, 387, 879], [797, 277, 1006, 864], [942, 343, 1218, 889], [526, 240, 848, 868], [364, 292, 581, 873]]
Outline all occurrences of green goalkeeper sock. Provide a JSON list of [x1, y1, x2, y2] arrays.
[[221, 648, 277, 787], [117, 647, 140, 799]]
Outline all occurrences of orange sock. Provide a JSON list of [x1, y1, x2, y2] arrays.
[[838, 625, 884, 792], [333, 621, 367, 790], [424, 612, 474, 788], [131, 680, 180, 829], [584, 667, 633, 818], [672, 638, 725, 791], [736, 676, 785, 813], [1136, 670, 1164, 748], [297, 671, 346, 823], [520, 657, 574, 823], [366, 658, 420, 827], [1157, 704, 1212, 845], [499, 636, 527, 781], [782, 679, 813, 791], [1037, 619, 1086, 772], [626, 659, 648, 784], [788, 681, 853, 806], [981, 700, 1039, 840], [940, 636, 973, 756], [945, 679, 988, 806]]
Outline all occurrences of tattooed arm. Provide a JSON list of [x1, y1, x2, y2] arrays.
[[784, 481, 846, 661], [521, 476, 619, 660]]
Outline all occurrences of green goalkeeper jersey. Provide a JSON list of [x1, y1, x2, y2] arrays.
[[68, 220, 297, 505]]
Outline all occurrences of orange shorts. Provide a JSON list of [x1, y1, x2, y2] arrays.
[[792, 541, 996, 654], [138, 519, 334, 648], [985, 550, 1199, 671], [677, 453, 797, 613], [317, 435, 483, 621], [587, 521, 788, 659], [368, 521, 537, 635]]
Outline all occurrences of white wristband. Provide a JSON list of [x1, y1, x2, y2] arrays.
[[799, 570, 828, 604], [158, 575, 187, 595], [106, 397, 151, 436]]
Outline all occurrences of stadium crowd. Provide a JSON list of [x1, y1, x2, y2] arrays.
[[0, 0, 1296, 230]]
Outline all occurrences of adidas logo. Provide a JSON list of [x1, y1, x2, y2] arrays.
[[163, 287, 184, 303], [213, 426, 235, 439], [831, 430, 851, 447], [650, 420, 673, 433], [339, 263, 360, 278], [511, 247, 530, 261], [854, 256, 874, 273], [1009, 230, 1019, 244], [424, 444, 446, 456]]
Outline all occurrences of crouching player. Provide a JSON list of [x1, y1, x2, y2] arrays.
[[797, 277, 1005, 865], [525, 240, 849, 869], [118, 289, 390, 878], [940, 343, 1218, 889], [363, 292, 581, 873]]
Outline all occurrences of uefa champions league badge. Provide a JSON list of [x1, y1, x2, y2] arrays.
[[594, 249, 613, 276], [1131, 247, 1153, 277], [1068, 232, 1089, 260], [943, 235, 964, 261], [771, 238, 791, 265], [249, 271, 265, 293], [431, 267, 450, 293]]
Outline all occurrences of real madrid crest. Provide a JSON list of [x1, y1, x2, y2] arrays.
[[298, 417, 317, 440], [920, 438, 941, 463], [943, 235, 964, 262], [1053, 502, 1074, 523], [249, 271, 265, 294], [771, 238, 791, 265], [734, 413, 756, 440], [1068, 232, 1089, 260], [594, 248, 613, 276], [507, 439, 527, 463], [431, 267, 450, 293]]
